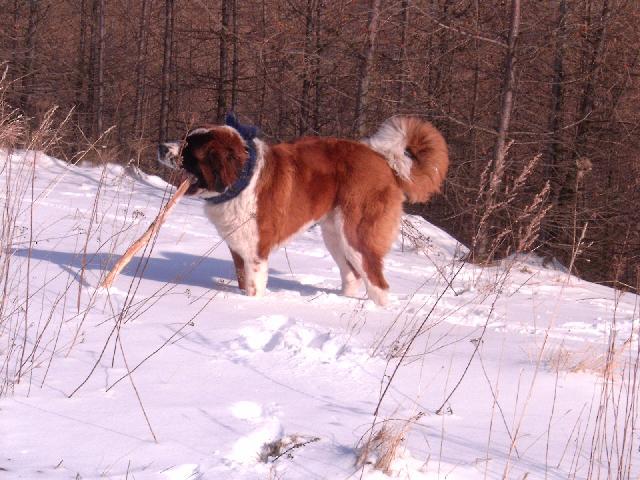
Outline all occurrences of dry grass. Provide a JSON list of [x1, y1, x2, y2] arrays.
[[356, 418, 417, 475], [0, 69, 200, 412], [369, 221, 640, 480], [0, 70, 73, 395], [259, 435, 320, 463], [543, 339, 635, 376], [471, 147, 551, 263]]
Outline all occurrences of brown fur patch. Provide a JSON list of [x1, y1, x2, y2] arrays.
[[254, 138, 404, 289], [397, 117, 449, 203], [181, 126, 248, 194]]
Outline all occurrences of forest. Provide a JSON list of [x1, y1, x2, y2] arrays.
[[1, 0, 638, 290]]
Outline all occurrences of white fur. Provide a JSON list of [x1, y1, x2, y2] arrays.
[[363, 117, 413, 181], [188, 125, 242, 139], [189, 125, 238, 138], [332, 210, 388, 306], [320, 213, 362, 297], [203, 139, 266, 295], [249, 259, 268, 297]]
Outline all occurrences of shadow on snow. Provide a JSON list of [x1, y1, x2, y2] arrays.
[[12, 248, 338, 297]]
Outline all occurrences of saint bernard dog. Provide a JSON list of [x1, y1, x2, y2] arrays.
[[158, 114, 448, 306]]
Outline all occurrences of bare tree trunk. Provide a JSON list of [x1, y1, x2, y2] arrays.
[[353, 0, 381, 137], [541, 0, 568, 249], [565, 0, 609, 200], [88, 0, 105, 138], [298, 0, 315, 136], [169, 0, 177, 130], [258, 0, 267, 126], [133, 0, 151, 138], [95, 0, 105, 136], [474, 0, 521, 260], [573, 0, 609, 152], [311, 0, 323, 134], [74, 0, 88, 137], [159, 0, 173, 143], [20, 0, 38, 119], [216, 0, 230, 122], [231, 0, 239, 112], [551, 0, 609, 265], [10, 1, 20, 83], [429, 0, 453, 105], [397, 0, 410, 107], [467, 0, 480, 165], [547, 0, 567, 179], [87, 0, 97, 137], [491, 0, 520, 190]]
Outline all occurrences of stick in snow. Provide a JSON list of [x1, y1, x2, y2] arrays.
[[101, 178, 191, 289]]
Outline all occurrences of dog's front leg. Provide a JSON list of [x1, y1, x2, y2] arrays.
[[244, 258, 268, 297], [229, 248, 247, 291]]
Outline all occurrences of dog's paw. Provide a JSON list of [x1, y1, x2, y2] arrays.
[[245, 285, 265, 298], [367, 286, 389, 306], [341, 280, 362, 297]]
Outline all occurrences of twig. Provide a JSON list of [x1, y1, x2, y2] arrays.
[[271, 436, 320, 462], [117, 335, 158, 443], [101, 179, 190, 288], [435, 267, 510, 414], [374, 263, 465, 417], [105, 292, 217, 393]]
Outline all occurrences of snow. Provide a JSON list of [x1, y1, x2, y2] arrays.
[[0, 150, 638, 479]]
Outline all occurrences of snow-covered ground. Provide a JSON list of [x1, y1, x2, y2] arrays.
[[1, 151, 638, 479]]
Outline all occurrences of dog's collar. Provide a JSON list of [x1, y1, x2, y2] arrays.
[[204, 138, 257, 205]]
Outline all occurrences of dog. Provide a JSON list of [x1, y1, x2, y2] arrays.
[[158, 114, 448, 306]]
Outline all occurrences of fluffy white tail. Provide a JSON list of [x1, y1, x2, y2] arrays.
[[365, 116, 449, 203]]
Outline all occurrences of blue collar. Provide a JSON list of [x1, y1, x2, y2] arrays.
[[205, 138, 257, 205]]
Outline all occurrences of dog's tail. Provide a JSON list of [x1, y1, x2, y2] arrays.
[[364, 116, 448, 203]]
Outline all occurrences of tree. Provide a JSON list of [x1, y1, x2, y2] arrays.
[[20, 0, 39, 120], [216, 0, 230, 123], [159, 0, 173, 143], [353, 0, 381, 137], [473, 0, 521, 260]]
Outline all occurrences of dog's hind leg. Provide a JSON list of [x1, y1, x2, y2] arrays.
[[320, 213, 362, 297], [334, 190, 403, 306]]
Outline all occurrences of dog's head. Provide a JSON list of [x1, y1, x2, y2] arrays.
[[158, 125, 250, 197]]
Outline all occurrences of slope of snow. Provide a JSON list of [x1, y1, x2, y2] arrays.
[[0, 150, 638, 479]]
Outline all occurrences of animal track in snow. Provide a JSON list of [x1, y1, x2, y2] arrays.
[[227, 314, 371, 366]]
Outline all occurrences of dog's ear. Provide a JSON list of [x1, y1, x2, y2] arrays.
[[225, 112, 260, 142]]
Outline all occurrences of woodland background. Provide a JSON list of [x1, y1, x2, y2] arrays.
[[1, 0, 638, 291]]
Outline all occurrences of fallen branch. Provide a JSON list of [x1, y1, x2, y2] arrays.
[[101, 179, 190, 289]]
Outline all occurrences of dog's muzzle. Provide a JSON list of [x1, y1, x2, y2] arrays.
[[157, 141, 182, 169]]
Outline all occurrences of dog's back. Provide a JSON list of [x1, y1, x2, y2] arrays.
[[255, 137, 399, 258]]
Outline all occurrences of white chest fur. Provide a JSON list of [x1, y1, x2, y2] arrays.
[[202, 141, 265, 261]]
